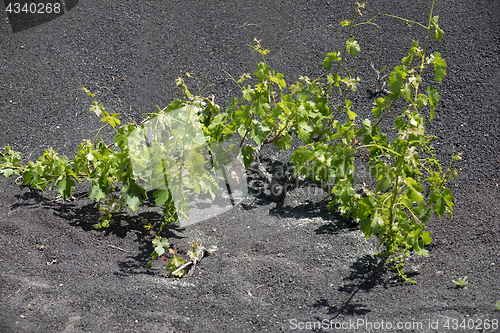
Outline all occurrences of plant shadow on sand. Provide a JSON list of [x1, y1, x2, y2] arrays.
[[8, 156, 421, 320], [237, 157, 417, 318], [11, 187, 189, 276], [311, 255, 416, 324]]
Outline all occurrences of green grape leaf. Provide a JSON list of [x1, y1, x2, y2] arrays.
[[291, 146, 313, 164], [275, 133, 292, 151], [431, 16, 444, 41], [254, 63, 270, 82], [167, 255, 187, 277], [401, 54, 413, 65], [122, 181, 146, 212], [371, 97, 387, 118], [388, 68, 407, 100], [421, 231, 433, 244], [355, 196, 375, 220], [0, 168, 14, 178], [56, 174, 76, 201], [187, 248, 198, 260], [89, 103, 103, 117], [333, 73, 341, 88], [427, 86, 441, 106], [406, 177, 424, 202], [270, 72, 286, 88], [21, 162, 43, 189], [375, 163, 392, 192], [298, 120, 313, 132], [233, 106, 250, 126], [432, 52, 447, 82], [395, 116, 406, 130], [442, 187, 455, 210], [346, 38, 360, 57], [370, 211, 384, 235], [359, 218, 372, 238], [338, 185, 354, 204], [253, 101, 270, 118], [242, 87, 254, 103], [406, 234, 416, 249], [401, 85, 412, 102], [347, 110, 357, 120], [0, 147, 22, 178], [147, 251, 158, 268], [416, 245, 429, 256], [108, 113, 121, 127], [251, 121, 271, 146], [241, 145, 255, 169], [327, 73, 334, 84], [189, 149, 206, 167], [323, 51, 340, 71], [152, 237, 170, 257], [89, 179, 107, 201], [376, 176, 391, 193], [429, 190, 446, 216], [124, 192, 141, 212], [154, 188, 171, 206], [226, 97, 239, 113], [427, 86, 441, 120], [398, 217, 411, 233], [114, 123, 135, 150], [425, 172, 441, 187], [434, 27, 444, 42], [415, 94, 428, 108]]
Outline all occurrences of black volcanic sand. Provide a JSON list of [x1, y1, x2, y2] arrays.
[[1, 1, 500, 332]]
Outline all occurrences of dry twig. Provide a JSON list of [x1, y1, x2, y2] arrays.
[[171, 245, 212, 277]]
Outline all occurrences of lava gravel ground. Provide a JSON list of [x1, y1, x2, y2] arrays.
[[1, 0, 499, 332]]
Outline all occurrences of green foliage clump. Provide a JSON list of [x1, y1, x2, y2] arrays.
[[0, 0, 460, 282], [452, 276, 468, 288]]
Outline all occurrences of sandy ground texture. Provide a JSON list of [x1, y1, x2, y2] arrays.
[[1, 0, 500, 332]]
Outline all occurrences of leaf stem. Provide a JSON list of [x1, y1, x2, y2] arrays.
[[413, 0, 436, 103]]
